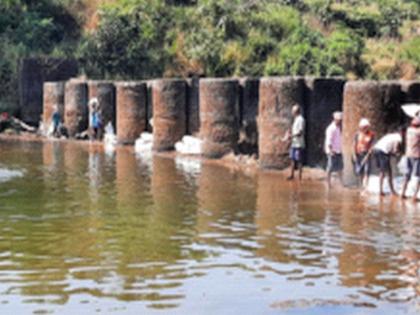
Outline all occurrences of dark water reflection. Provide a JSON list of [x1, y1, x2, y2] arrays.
[[0, 140, 418, 314]]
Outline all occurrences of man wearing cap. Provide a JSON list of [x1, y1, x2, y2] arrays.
[[89, 98, 102, 140], [353, 118, 375, 187], [286, 105, 305, 180], [401, 117, 420, 201], [325, 112, 343, 187]]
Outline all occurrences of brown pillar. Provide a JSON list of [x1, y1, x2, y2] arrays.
[[238, 78, 259, 155], [88, 80, 116, 132], [43, 81, 65, 126], [304, 78, 345, 167], [186, 77, 200, 135], [152, 79, 187, 152], [258, 77, 305, 169], [199, 78, 239, 158], [116, 82, 147, 144], [64, 80, 88, 137], [343, 81, 403, 186]]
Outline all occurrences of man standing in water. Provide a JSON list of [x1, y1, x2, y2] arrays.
[[287, 105, 305, 180], [353, 118, 375, 187], [401, 117, 420, 201], [372, 129, 404, 196], [325, 112, 343, 187]]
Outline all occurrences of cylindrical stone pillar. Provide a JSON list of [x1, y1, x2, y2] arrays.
[[238, 77, 259, 155], [186, 77, 200, 135], [64, 80, 88, 137], [258, 77, 305, 169], [88, 80, 116, 133], [199, 78, 239, 158], [152, 79, 187, 152], [116, 82, 147, 144], [304, 78, 345, 167], [342, 81, 404, 186], [43, 81, 65, 126]]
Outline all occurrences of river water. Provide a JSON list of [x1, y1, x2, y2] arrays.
[[0, 140, 418, 314]]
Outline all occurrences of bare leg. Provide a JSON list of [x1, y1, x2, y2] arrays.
[[287, 161, 295, 180], [388, 168, 397, 196], [412, 181, 420, 202], [327, 171, 332, 188], [379, 172, 385, 196], [401, 177, 409, 199], [298, 162, 303, 180]]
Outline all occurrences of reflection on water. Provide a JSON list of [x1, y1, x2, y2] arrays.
[[0, 140, 418, 314]]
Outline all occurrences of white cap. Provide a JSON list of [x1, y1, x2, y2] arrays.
[[359, 118, 370, 128], [333, 111, 343, 120], [89, 98, 98, 106]]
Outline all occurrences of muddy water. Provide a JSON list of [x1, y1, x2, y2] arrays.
[[0, 140, 418, 315]]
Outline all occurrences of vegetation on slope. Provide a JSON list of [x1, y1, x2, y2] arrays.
[[0, 0, 419, 113]]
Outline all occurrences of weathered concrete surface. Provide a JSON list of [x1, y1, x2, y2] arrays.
[[116, 82, 147, 144], [152, 79, 187, 151], [88, 81, 116, 133], [43, 82, 65, 126], [64, 80, 88, 137], [343, 81, 404, 186], [401, 80, 420, 103], [186, 77, 200, 135], [258, 77, 305, 169], [304, 78, 345, 167], [200, 78, 239, 158], [19, 58, 78, 125], [238, 78, 259, 155]]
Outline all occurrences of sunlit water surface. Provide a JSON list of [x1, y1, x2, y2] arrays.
[[0, 140, 418, 315]]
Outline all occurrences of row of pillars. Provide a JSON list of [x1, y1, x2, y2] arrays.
[[43, 77, 420, 183]]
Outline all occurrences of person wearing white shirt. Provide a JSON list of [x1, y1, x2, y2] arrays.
[[373, 129, 404, 196], [325, 111, 343, 187], [286, 105, 305, 180]]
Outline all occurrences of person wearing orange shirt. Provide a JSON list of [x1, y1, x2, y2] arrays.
[[353, 118, 375, 187]]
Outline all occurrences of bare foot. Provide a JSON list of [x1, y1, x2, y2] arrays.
[[287, 176, 294, 181]]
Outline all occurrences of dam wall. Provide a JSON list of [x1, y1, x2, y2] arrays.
[[44, 77, 419, 179]]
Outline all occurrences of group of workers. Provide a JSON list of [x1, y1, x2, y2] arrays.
[[48, 98, 103, 140], [286, 105, 420, 201]]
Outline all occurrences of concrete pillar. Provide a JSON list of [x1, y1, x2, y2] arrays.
[[258, 77, 305, 169], [342, 81, 404, 186], [186, 77, 200, 135], [304, 78, 345, 167], [43, 81, 65, 126], [199, 78, 239, 158], [116, 82, 147, 144], [238, 78, 259, 155], [152, 79, 187, 152], [64, 80, 88, 137], [88, 80, 116, 132]]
